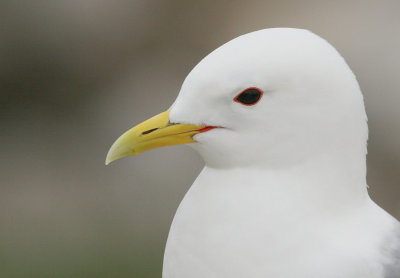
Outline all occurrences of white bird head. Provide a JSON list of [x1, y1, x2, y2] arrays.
[[106, 28, 368, 171]]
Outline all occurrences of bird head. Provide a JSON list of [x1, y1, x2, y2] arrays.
[[106, 28, 367, 169]]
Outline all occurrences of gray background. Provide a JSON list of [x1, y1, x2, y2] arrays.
[[1, 0, 399, 277]]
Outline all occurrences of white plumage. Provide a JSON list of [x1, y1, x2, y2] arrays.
[[161, 28, 400, 278]]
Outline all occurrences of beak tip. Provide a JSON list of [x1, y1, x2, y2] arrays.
[[105, 150, 115, 165], [105, 152, 117, 165]]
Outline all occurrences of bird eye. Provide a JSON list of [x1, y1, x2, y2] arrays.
[[234, 87, 263, 106]]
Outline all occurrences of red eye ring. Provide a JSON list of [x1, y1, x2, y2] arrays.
[[234, 87, 264, 106]]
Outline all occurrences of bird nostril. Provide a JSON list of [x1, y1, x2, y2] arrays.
[[142, 128, 158, 135]]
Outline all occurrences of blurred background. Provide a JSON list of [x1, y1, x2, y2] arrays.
[[1, 0, 399, 277]]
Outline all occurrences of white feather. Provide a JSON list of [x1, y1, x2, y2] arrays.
[[164, 28, 399, 278]]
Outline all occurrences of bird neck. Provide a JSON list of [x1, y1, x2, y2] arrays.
[[201, 149, 369, 213]]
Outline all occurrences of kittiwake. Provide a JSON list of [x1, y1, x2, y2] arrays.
[[106, 28, 400, 278]]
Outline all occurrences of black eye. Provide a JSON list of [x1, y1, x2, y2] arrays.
[[234, 87, 263, 106]]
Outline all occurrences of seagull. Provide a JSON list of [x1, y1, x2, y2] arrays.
[[106, 28, 400, 278]]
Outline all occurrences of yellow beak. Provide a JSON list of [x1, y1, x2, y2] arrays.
[[105, 110, 206, 165]]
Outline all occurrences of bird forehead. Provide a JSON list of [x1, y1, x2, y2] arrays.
[[182, 29, 333, 90]]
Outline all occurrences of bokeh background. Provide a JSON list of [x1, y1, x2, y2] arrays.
[[1, 0, 399, 277]]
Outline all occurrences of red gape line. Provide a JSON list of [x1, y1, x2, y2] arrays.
[[198, 126, 218, 133]]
